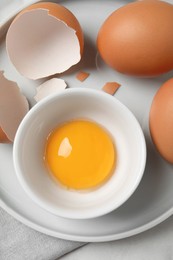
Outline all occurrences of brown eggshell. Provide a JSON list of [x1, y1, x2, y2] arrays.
[[0, 127, 11, 143], [6, 2, 84, 80], [149, 78, 173, 163], [102, 82, 121, 95], [0, 71, 29, 142], [97, 1, 173, 76], [76, 71, 90, 82]]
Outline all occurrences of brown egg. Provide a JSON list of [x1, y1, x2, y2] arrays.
[[149, 78, 173, 163], [97, 1, 173, 77]]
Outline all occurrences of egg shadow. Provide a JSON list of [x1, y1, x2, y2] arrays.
[[121, 0, 134, 3]]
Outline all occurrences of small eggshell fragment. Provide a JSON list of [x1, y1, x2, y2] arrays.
[[97, 0, 173, 76], [34, 78, 67, 102], [6, 2, 84, 80], [102, 82, 121, 95], [76, 71, 90, 82], [0, 127, 11, 143], [149, 78, 173, 163], [0, 71, 29, 142]]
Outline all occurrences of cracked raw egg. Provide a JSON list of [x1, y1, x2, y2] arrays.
[[45, 120, 116, 190]]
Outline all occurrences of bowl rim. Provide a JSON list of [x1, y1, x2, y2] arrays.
[[13, 88, 147, 219]]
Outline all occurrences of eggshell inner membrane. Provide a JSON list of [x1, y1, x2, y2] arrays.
[[6, 9, 81, 80], [0, 71, 29, 141], [34, 78, 67, 102], [22, 2, 84, 55]]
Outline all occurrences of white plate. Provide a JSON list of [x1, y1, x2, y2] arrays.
[[0, 0, 173, 242]]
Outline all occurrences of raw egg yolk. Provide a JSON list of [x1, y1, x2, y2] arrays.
[[45, 120, 116, 190]]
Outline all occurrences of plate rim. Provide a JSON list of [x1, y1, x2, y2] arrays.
[[1, 199, 172, 242]]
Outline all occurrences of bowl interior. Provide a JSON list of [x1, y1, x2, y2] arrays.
[[13, 89, 146, 219]]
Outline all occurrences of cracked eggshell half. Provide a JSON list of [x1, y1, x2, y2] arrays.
[[6, 2, 84, 80], [34, 78, 67, 102], [0, 71, 29, 143]]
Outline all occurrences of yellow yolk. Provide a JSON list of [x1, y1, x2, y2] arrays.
[[45, 120, 116, 190]]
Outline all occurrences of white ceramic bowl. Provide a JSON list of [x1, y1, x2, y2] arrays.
[[13, 88, 146, 219]]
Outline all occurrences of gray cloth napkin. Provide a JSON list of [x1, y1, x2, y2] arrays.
[[0, 208, 85, 260]]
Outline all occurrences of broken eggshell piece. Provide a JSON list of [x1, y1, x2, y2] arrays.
[[6, 2, 84, 80], [0, 127, 10, 143], [34, 78, 67, 102], [102, 82, 121, 95], [76, 71, 90, 82], [0, 71, 29, 143]]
